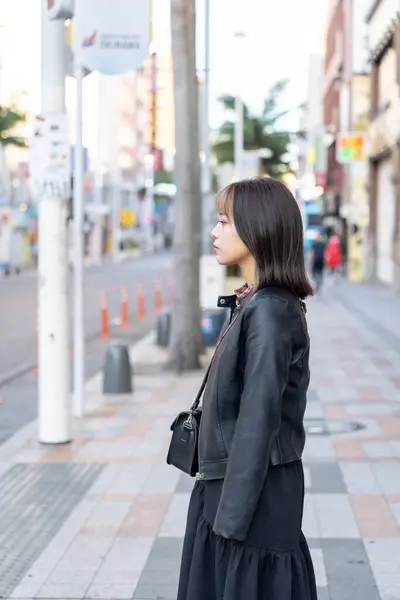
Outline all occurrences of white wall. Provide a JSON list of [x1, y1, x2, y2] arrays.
[[368, 0, 399, 56], [352, 0, 370, 73]]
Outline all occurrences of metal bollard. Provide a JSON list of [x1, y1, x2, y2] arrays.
[[103, 340, 133, 394], [156, 311, 171, 347]]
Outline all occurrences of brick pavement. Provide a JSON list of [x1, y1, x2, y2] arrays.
[[0, 283, 399, 600]]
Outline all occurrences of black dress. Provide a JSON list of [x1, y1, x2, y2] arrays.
[[177, 460, 317, 600]]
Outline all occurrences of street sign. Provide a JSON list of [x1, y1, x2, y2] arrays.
[[29, 114, 71, 201], [120, 209, 136, 228], [336, 133, 366, 164], [73, 0, 150, 75]]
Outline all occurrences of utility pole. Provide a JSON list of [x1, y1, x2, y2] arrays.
[[168, 0, 203, 370], [234, 31, 245, 181], [201, 0, 212, 254], [145, 48, 157, 255], [38, 6, 71, 444], [73, 60, 85, 417]]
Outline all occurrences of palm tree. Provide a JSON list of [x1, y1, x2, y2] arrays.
[[213, 80, 300, 179], [0, 105, 26, 148], [167, 0, 203, 371], [0, 105, 27, 197]]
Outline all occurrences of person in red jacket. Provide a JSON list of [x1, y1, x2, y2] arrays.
[[325, 234, 342, 273]]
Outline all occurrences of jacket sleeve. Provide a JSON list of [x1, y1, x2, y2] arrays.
[[212, 296, 292, 541]]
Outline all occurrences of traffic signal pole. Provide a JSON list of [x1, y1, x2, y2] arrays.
[[38, 5, 71, 444], [73, 60, 85, 418]]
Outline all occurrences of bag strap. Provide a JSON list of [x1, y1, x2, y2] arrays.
[[189, 361, 212, 411], [189, 309, 239, 412]]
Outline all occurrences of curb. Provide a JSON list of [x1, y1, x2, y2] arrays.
[[0, 329, 156, 452]]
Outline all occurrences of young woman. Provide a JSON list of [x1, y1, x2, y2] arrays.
[[177, 177, 317, 600]]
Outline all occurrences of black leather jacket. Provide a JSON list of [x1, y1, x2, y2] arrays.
[[198, 285, 310, 541]]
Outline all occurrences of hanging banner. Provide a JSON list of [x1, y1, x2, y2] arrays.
[[73, 0, 150, 75]]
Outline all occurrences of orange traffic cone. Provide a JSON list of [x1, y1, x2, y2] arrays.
[[137, 283, 145, 320], [121, 286, 129, 329], [100, 290, 110, 339], [154, 279, 162, 314]]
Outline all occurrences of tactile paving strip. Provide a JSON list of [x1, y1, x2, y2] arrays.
[[0, 462, 103, 598]]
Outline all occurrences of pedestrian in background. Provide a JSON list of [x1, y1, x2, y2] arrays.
[[310, 230, 326, 293], [325, 234, 342, 274], [177, 177, 317, 600]]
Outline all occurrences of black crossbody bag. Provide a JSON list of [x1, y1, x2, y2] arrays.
[[166, 308, 239, 477], [166, 363, 211, 477]]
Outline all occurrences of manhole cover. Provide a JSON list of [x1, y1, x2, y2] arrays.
[[305, 418, 365, 436]]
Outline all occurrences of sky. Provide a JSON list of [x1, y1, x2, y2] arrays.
[[196, 0, 330, 129], [0, 0, 41, 111], [0, 0, 330, 132]]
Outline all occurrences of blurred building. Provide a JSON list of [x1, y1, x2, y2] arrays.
[[345, 0, 370, 282], [298, 54, 326, 192], [347, 69, 370, 282], [323, 0, 347, 229], [322, 0, 371, 280], [144, 0, 175, 174], [366, 0, 400, 290], [0, 2, 153, 262], [323, 0, 351, 241], [296, 54, 326, 250]]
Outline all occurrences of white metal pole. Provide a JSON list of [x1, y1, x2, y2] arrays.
[[234, 99, 244, 181], [234, 31, 245, 181], [38, 7, 71, 444], [144, 152, 154, 253], [73, 61, 85, 418], [112, 170, 121, 260], [110, 81, 121, 262]]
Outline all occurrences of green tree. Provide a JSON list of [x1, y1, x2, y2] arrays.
[[213, 80, 299, 179], [0, 106, 27, 148]]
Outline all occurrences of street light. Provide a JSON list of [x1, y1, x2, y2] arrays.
[[234, 31, 245, 181], [47, 0, 74, 20]]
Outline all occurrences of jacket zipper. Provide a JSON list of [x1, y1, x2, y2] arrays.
[[198, 303, 240, 475]]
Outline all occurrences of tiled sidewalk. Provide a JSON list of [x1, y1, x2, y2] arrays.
[[0, 288, 400, 599]]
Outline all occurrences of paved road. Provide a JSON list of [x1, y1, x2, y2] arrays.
[[0, 252, 173, 383], [0, 253, 172, 445]]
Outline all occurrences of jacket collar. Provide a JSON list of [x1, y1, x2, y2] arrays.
[[217, 295, 237, 309], [217, 283, 254, 309]]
